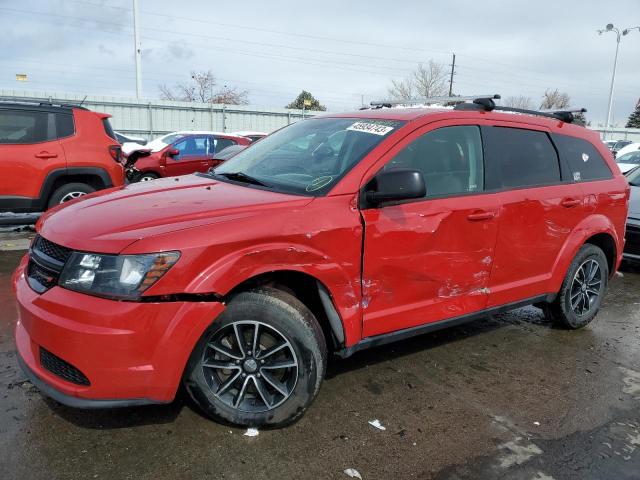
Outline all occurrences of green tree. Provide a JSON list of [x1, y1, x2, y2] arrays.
[[626, 101, 640, 128], [286, 91, 326, 111]]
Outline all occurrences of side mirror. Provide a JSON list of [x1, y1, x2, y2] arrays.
[[365, 169, 426, 206], [167, 148, 180, 157]]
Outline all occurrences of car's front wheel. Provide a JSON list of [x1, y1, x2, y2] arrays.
[[542, 244, 609, 329], [184, 287, 327, 428]]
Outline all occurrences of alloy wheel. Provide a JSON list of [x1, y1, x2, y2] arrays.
[[569, 259, 602, 316], [59, 191, 86, 203], [201, 320, 298, 413]]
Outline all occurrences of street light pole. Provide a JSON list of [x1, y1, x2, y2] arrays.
[[598, 24, 638, 138], [132, 0, 142, 99]]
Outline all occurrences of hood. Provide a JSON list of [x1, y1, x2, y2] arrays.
[[38, 175, 313, 253], [629, 185, 640, 219], [617, 163, 637, 174]]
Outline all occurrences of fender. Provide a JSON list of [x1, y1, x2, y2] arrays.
[[549, 213, 620, 292], [185, 242, 362, 346]]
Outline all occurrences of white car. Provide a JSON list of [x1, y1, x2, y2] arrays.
[[230, 131, 267, 142], [616, 150, 640, 173], [616, 142, 640, 159], [122, 130, 231, 155]]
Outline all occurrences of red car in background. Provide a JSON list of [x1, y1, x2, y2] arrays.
[[0, 101, 124, 212], [131, 131, 251, 182]]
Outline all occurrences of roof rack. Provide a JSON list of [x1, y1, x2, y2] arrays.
[[0, 97, 89, 110], [368, 94, 500, 108], [453, 96, 586, 124]]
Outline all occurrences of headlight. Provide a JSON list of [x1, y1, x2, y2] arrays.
[[59, 251, 180, 300]]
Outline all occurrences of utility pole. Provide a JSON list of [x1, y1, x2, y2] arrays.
[[132, 0, 142, 98], [448, 53, 456, 97]]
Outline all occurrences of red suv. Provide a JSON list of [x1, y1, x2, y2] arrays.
[[13, 98, 629, 428], [0, 102, 124, 211], [130, 131, 251, 182]]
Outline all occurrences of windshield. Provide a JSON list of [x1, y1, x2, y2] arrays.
[[627, 167, 640, 186], [145, 133, 185, 152], [617, 151, 640, 165], [212, 117, 404, 195]]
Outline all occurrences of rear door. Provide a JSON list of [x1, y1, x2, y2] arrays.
[[361, 122, 500, 337], [0, 107, 66, 201], [482, 125, 586, 307], [164, 135, 213, 176]]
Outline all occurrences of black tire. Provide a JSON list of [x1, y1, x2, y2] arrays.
[[543, 244, 609, 329], [47, 183, 95, 208], [135, 172, 159, 182], [184, 287, 327, 428]]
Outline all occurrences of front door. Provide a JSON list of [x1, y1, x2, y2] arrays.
[[361, 124, 500, 337], [164, 135, 213, 176]]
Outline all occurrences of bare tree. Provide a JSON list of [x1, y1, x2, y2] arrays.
[[504, 95, 533, 109], [158, 70, 249, 105], [540, 89, 570, 110], [158, 84, 177, 101], [388, 60, 448, 100], [212, 85, 249, 105]]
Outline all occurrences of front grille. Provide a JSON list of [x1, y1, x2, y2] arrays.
[[27, 235, 72, 294], [27, 261, 58, 290], [33, 235, 72, 264], [625, 223, 640, 255], [40, 347, 90, 386]]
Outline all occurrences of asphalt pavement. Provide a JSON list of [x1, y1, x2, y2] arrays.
[[2, 243, 640, 480]]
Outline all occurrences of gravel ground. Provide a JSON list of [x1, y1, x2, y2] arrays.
[[1, 244, 640, 480]]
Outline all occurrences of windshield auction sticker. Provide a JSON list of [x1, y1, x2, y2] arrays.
[[347, 122, 395, 136]]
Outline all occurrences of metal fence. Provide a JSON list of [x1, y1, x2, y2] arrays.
[[591, 127, 640, 143], [0, 89, 317, 140]]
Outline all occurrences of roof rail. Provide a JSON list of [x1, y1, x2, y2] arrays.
[[453, 97, 586, 124], [368, 94, 500, 108], [0, 97, 89, 110]]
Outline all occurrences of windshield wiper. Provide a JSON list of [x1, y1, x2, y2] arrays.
[[214, 171, 269, 187]]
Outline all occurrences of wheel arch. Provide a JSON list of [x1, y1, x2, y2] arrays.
[[550, 214, 621, 292], [40, 167, 113, 205], [223, 270, 348, 351]]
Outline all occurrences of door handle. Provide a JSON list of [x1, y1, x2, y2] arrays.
[[467, 210, 495, 221], [560, 198, 581, 208], [35, 151, 58, 159]]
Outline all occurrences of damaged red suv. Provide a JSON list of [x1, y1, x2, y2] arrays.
[[13, 98, 629, 427]]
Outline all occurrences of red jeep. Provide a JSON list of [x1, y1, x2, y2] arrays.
[[129, 131, 251, 182], [0, 101, 124, 211], [13, 98, 629, 427]]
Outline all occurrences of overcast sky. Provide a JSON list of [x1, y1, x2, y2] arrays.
[[1, 0, 638, 126]]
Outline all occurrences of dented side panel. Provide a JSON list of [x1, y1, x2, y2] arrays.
[[360, 193, 500, 337]]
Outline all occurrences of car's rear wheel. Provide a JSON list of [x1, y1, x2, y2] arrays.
[[136, 172, 159, 182], [542, 244, 609, 329], [47, 183, 95, 208], [184, 287, 327, 428]]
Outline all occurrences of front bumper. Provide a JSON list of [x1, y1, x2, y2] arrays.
[[13, 259, 225, 406]]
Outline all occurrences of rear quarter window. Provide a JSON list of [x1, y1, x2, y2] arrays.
[[482, 126, 561, 190], [55, 113, 75, 139], [551, 134, 613, 182]]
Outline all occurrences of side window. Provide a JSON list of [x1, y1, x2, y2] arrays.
[[214, 138, 236, 153], [551, 134, 613, 182], [0, 109, 51, 144], [482, 127, 560, 189], [383, 125, 484, 198], [173, 136, 209, 158], [55, 113, 75, 139]]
